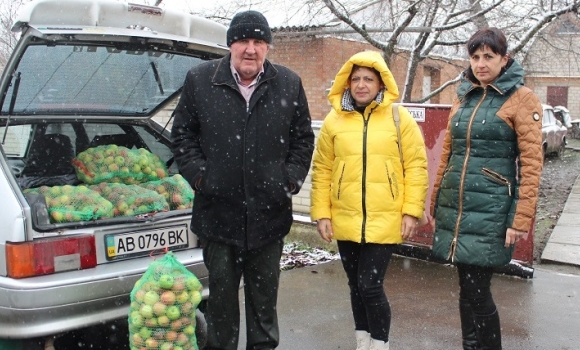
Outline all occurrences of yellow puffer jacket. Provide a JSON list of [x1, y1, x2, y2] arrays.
[[310, 51, 428, 244]]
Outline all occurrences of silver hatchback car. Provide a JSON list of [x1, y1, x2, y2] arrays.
[[542, 104, 568, 159], [0, 0, 228, 348]]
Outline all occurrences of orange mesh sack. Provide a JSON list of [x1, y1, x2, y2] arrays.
[[24, 185, 114, 223], [139, 174, 195, 210], [128, 252, 203, 350], [72, 145, 169, 185], [89, 182, 169, 217]]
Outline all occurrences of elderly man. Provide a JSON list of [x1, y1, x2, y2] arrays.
[[171, 10, 315, 350]]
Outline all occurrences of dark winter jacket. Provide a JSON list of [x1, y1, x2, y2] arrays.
[[430, 59, 543, 267], [171, 53, 314, 250]]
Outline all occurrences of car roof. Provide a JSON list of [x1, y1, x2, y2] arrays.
[[12, 0, 227, 49]]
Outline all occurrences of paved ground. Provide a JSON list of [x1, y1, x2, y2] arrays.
[[236, 168, 580, 349], [238, 257, 580, 350]]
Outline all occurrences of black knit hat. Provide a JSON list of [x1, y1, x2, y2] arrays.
[[227, 10, 272, 46]]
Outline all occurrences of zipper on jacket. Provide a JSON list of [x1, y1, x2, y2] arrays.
[[360, 108, 375, 244], [481, 168, 512, 196], [448, 89, 488, 261], [385, 163, 395, 200], [337, 163, 345, 199]]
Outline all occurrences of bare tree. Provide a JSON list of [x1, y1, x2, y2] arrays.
[[0, 0, 30, 70], [316, 0, 580, 102]]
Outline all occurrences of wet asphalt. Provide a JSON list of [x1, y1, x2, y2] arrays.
[[238, 257, 580, 350]]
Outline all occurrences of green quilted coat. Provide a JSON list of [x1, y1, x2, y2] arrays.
[[431, 59, 543, 267]]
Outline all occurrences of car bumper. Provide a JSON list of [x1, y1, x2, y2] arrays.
[[0, 249, 207, 339]]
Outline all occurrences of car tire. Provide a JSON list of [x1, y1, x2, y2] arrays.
[[196, 309, 208, 348], [557, 142, 565, 159]]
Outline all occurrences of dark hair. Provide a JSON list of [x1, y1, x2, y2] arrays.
[[349, 65, 382, 82], [466, 27, 508, 56]]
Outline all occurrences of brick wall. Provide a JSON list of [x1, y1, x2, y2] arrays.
[[268, 36, 465, 121]]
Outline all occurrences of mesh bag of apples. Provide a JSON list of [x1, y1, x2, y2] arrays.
[[139, 174, 195, 210], [72, 145, 169, 185], [24, 184, 114, 223], [90, 182, 169, 217], [129, 252, 203, 350]]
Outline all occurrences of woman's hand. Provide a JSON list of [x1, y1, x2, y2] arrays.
[[317, 218, 334, 243], [505, 228, 528, 247], [401, 214, 419, 240]]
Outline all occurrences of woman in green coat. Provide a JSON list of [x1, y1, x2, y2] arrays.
[[431, 28, 543, 349]]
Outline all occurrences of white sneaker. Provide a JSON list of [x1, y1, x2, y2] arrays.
[[355, 330, 371, 350], [369, 338, 390, 350]]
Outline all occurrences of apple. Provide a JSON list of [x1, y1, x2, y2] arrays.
[[157, 315, 170, 327], [50, 211, 64, 222], [134, 289, 146, 303], [143, 290, 160, 306], [175, 333, 188, 346], [130, 333, 144, 347], [172, 277, 186, 292], [164, 330, 178, 342], [170, 319, 183, 331], [152, 302, 167, 317], [130, 313, 144, 328], [175, 291, 189, 304], [190, 291, 202, 307], [185, 277, 202, 292], [180, 301, 193, 315], [179, 316, 191, 326], [145, 338, 158, 348], [130, 301, 140, 311], [144, 317, 158, 328], [160, 342, 174, 350], [166, 305, 181, 320], [139, 326, 152, 340], [183, 324, 195, 336], [139, 304, 154, 319], [160, 291, 176, 306]]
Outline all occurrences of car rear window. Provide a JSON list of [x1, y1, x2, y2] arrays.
[[1, 44, 202, 115]]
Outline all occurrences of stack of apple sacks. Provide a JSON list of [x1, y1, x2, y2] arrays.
[[129, 251, 203, 350]]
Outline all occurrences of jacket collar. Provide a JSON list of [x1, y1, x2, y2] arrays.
[[457, 58, 524, 99]]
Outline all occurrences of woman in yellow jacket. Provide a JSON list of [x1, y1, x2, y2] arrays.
[[311, 51, 428, 350]]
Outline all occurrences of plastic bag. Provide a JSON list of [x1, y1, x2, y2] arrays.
[[24, 184, 114, 223], [72, 145, 169, 185], [128, 252, 202, 350], [139, 174, 194, 210], [90, 182, 169, 217]]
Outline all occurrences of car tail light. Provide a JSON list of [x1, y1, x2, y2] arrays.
[[5, 235, 96, 278]]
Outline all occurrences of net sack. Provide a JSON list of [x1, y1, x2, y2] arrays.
[[24, 184, 114, 223], [89, 182, 169, 217], [139, 174, 195, 210], [128, 252, 203, 350], [72, 145, 169, 185]]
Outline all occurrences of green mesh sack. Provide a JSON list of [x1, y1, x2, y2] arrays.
[[128, 252, 203, 350], [24, 185, 114, 223], [139, 174, 195, 210], [72, 145, 169, 185], [89, 182, 169, 217]]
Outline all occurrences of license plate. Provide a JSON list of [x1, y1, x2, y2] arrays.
[[105, 225, 189, 261]]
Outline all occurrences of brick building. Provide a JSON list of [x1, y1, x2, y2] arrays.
[[267, 34, 466, 121], [523, 12, 580, 118]]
